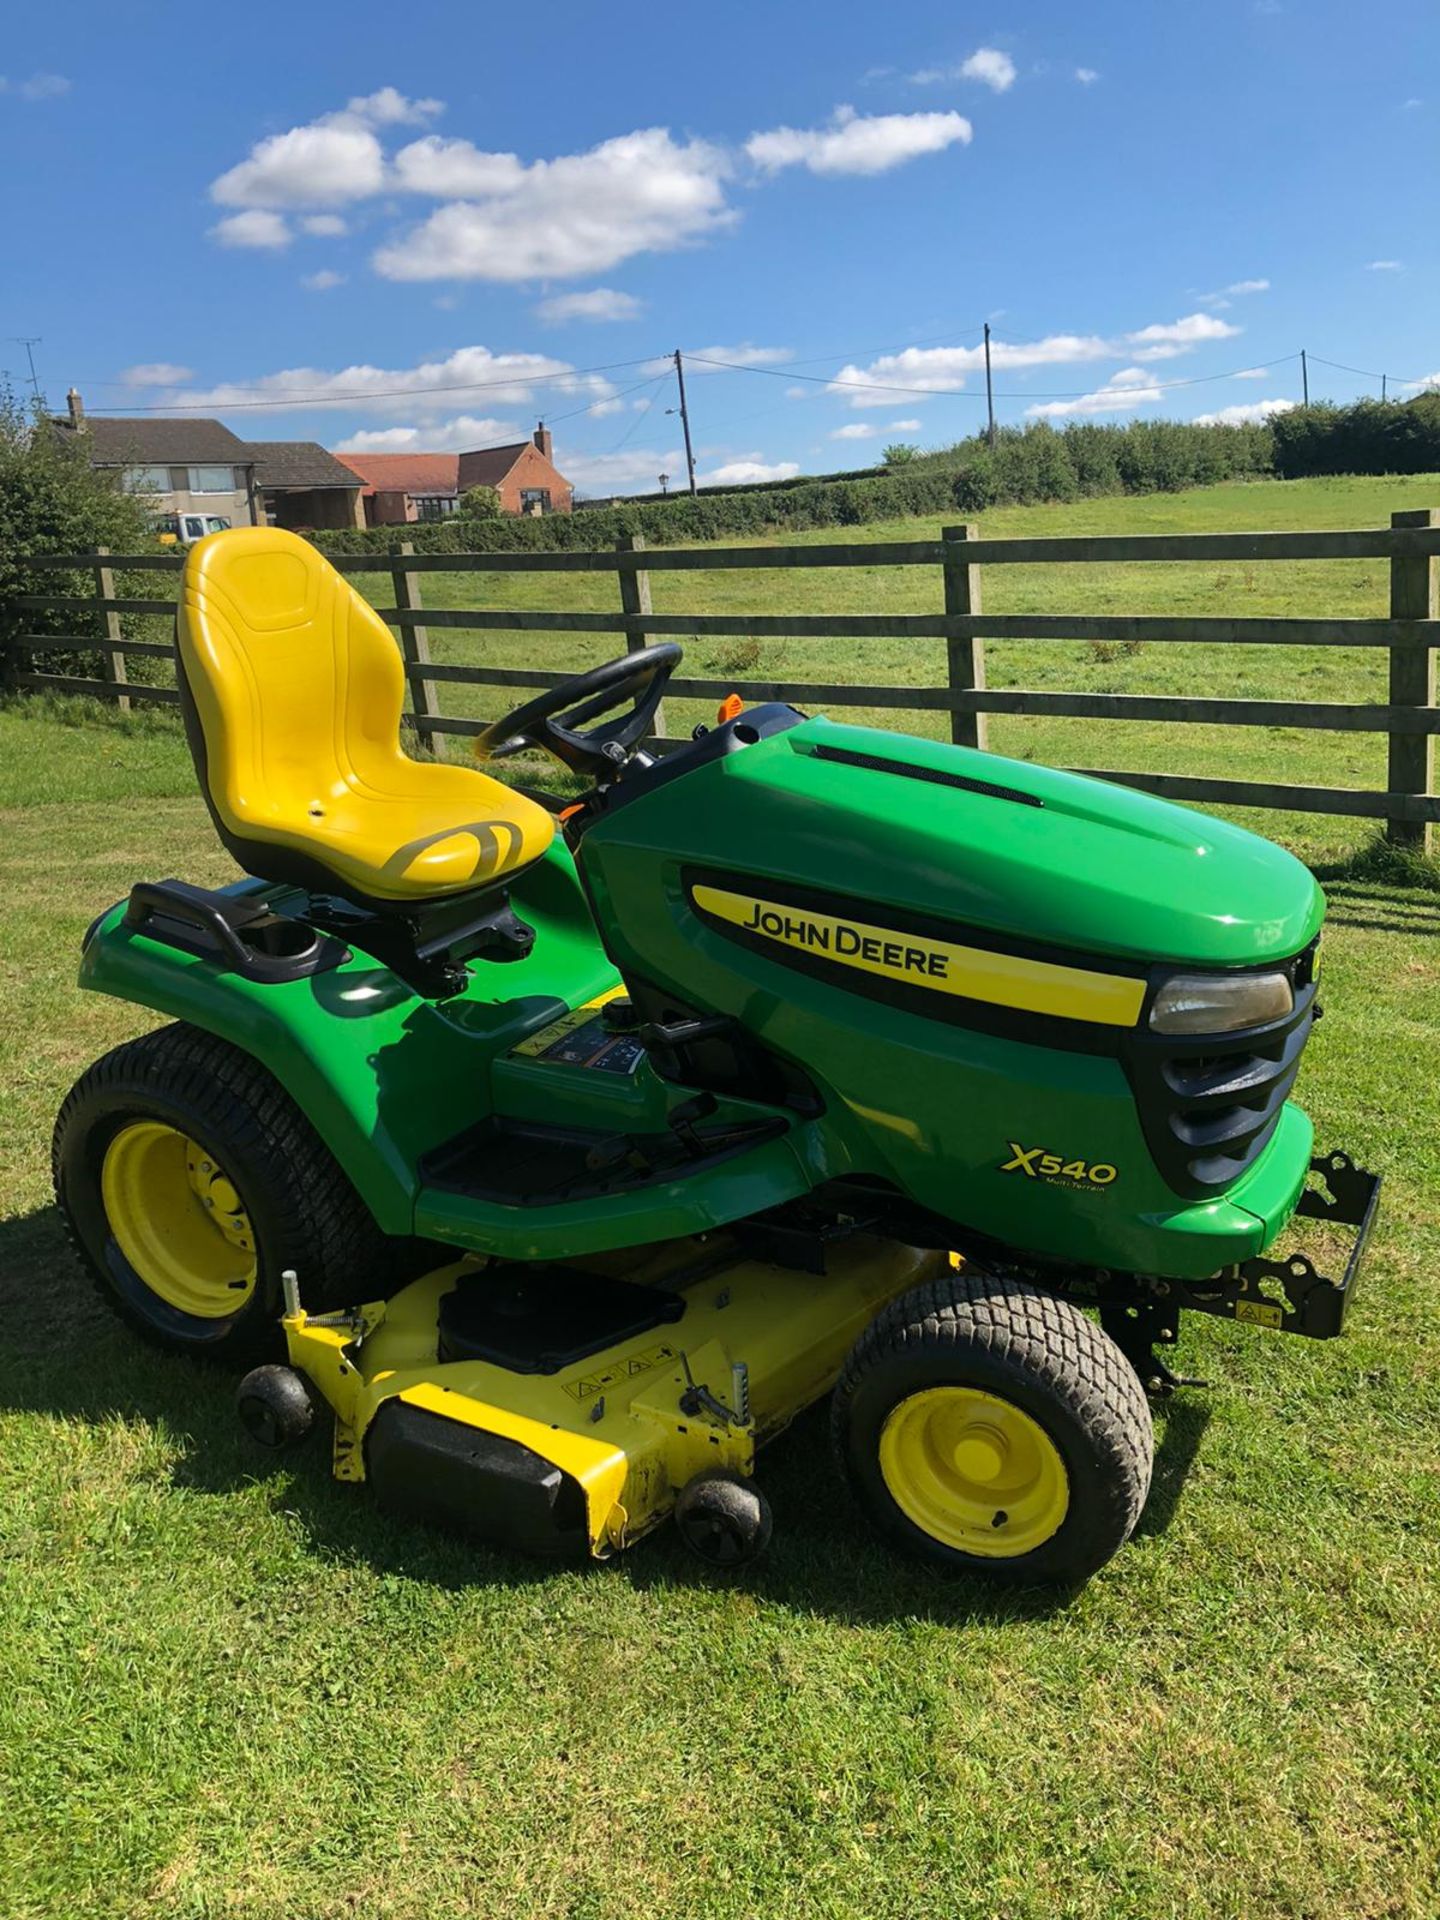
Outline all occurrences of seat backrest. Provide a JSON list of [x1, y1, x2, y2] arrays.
[[178, 526, 408, 835], [174, 527, 554, 903]]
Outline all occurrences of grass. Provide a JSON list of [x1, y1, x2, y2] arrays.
[[2, 474, 1440, 1918]]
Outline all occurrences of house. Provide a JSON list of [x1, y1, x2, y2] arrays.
[[338, 425, 573, 527], [245, 441, 366, 531], [51, 391, 365, 536], [51, 390, 259, 536], [333, 452, 463, 526]]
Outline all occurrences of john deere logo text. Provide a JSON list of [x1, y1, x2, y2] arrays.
[[740, 900, 947, 977], [1002, 1142, 1118, 1187]]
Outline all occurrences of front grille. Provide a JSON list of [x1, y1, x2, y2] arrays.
[[1124, 943, 1320, 1198]]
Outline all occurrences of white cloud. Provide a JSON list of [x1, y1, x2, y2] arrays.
[[1192, 397, 1297, 426], [746, 104, 971, 177], [1196, 276, 1270, 309], [168, 343, 604, 416], [564, 446, 684, 494], [535, 287, 643, 324], [960, 48, 1017, 92], [1027, 368, 1162, 420], [1075, 67, 1100, 84], [211, 210, 292, 249], [376, 128, 733, 281], [1232, 366, 1269, 379], [889, 418, 923, 430], [1125, 311, 1241, 360], [121, 362, 195, 388], [301, 213, 348, 236], [707, 458, 801, 484], [1401, 97, 1422, 109], [1366, 258, 1403, 271], [301, 269, 346, 291], [212, 122, 385, 208], [9, 72, 70, 101], [645, 343, 791, 376], [587, 397, 625, 416], [785, 385, 809, 399], [334, 87, 443, 129], [1407, 372, 1440, 392], [334, 415, 523, 453], [831, 422, 875, 439], [830, 330, 1114, 406], [390, 135, 526, 198], [910, 47, 1017, 91]]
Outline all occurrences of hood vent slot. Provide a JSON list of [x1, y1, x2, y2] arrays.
[[808, 743, 1044, 808]]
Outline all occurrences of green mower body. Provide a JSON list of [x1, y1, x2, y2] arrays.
[[81, 714, 1326, 1282]]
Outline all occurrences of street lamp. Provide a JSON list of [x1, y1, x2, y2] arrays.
[[658, 472, 670, 494]]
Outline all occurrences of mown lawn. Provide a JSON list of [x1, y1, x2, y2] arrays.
[[2, 475, 1440, 1919]]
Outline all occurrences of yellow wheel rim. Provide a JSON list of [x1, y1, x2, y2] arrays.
[[100, 1121, 257, 1318], [878, 1386, 1069, 1558]]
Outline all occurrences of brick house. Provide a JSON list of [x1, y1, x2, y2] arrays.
[[338, 426, 573, 527]]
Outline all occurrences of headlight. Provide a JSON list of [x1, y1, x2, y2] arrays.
[[1149, 970, 1294, 1034]]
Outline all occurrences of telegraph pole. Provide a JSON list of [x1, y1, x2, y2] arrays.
[[673, 349, 697, 495], [9, 336, 42, 406], [983, 322, 997, 448], [1301, 348, 1309, 406]]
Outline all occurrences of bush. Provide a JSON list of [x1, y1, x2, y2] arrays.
[[0, 382, 159, 683], [1271, 394, 1440, 478]]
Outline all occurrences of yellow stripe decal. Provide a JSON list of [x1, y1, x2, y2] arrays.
[[692, 885, 1145, 1027]]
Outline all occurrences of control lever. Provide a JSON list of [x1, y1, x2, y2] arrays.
[[667, 1091, 719, 1153]]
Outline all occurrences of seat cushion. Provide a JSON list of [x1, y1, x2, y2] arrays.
[[176, 528, 553, 901]]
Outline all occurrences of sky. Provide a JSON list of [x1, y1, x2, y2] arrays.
[[1, 0, 1436, 496]]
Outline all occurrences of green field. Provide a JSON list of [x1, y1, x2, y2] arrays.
[[2, 473, 1439, 1919]]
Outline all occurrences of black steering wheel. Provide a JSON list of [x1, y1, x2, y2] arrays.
[[474, 643, 682, 778]]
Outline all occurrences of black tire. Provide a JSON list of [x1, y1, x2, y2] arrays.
[[674, 1469, 774, 1567], [832, 1269, 1153, 1585], [54, 1021, 408, 1363], [237, 1364, 316, 1448]]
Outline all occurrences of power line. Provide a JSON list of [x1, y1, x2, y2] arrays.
[[78, 357, 658, 415], [684, 350, 1305, 401]]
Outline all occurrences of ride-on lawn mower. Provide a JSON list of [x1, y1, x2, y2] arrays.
[[55, 528, 1381, 1583]]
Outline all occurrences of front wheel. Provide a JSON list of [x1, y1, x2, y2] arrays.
[[832, 1270, 1154, 1584], [54, 1023, 407, 1363]]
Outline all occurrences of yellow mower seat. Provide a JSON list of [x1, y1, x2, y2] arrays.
[[176, 528, 554, 903]]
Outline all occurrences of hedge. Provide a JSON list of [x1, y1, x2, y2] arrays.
[[1271, 393, 1440, 478], [314, 418, 1278, 560]]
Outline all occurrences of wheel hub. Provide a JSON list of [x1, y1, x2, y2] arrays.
[[101, 1121, 257, 1319], [878, 1386, 1070, 1558]]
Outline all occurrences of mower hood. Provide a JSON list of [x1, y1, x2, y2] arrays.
[[605, 717, 1324, 968]]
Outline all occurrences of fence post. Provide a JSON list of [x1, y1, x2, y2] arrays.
[[617, 533, 666, 740], [93, 546, 130, 715], [391, 541, 444, 760], [942, 522, 985, 750], [1386, 507, 1438, 851]]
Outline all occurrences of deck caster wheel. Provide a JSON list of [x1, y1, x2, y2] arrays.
[[674, 1469, 773, 1567], [237, 1364, 315, 1449]]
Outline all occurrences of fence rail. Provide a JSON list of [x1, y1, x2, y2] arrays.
[[7, 508, 1438, 846]]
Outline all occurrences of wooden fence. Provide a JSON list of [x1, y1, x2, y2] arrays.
[[7, 508, 1440, 849]]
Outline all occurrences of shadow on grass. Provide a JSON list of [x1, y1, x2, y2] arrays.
[[0, 1203, 1204, 1628]]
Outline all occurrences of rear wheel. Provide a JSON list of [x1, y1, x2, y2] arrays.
[[54, 1022, 407, 1363], [832, 1270, 1153, 1584]]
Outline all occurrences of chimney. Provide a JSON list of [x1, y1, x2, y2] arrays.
[[66, 386, 86, 431], [533, 420, 552, 462]]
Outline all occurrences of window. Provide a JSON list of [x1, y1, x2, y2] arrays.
[[188, 465, 238, 494], [203, 516, 232, 535], [125, 464, 173, 494], [520, 487, 551, 514], [413, 494, 460, 521]]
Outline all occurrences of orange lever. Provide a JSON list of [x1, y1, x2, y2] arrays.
[[717, 693, 745, 724]]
